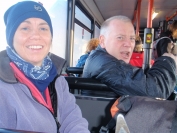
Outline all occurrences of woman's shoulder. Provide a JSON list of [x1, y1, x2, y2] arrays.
[[80, 53, 89, 60], [55, 76, 68, 88], [49, 53, 67, 74]]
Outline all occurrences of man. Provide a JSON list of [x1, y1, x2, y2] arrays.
[[82, 15, 177, 99]]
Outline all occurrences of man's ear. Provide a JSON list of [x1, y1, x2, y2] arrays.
[[99, 35, 105, 48]]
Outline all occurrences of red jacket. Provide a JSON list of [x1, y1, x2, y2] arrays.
[[130, 52, 154, 68]]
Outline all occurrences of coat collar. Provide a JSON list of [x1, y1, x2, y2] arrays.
[[0, 50, 17, 83], [0, 50, 66, 83], [96, 45, 107, 53]]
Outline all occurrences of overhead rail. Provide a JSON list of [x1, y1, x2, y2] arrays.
[[166, 10, 177, 21], [136, 0, 142, 35], [132, 0, 142, 36]]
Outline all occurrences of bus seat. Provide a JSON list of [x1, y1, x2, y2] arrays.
[[75, 95, 116, 133], [65, 77, 109, 91], [65, 76, 118, 132], [65, 76, 117, 97], [66, 67, 83, 77]]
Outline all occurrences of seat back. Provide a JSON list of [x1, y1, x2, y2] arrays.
[[65, 76, 117, 97], [76, 95, 116, 133], [66, 67, 83, 77], [65, 76, 118, 132]]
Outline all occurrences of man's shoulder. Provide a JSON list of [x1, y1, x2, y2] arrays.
[[83, 48, 120, 76], [87, 49, 113, 64]]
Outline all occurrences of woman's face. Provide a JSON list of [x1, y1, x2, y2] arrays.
[[13, 18, 52, 66]]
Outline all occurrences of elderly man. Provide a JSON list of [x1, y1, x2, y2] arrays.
[[83, 15, 177, 99]]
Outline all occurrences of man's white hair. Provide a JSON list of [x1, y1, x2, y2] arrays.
[[100, 15, 132, 36]]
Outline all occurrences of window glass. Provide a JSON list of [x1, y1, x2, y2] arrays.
[[94, 24, 100, 38], [73, 23, 91, 67], [47, 0, 67, 58], [75, 6, 91, 29]]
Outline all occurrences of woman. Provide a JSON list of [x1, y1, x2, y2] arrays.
[[76, 38, 99, 67], [0, 1, 89, 133]]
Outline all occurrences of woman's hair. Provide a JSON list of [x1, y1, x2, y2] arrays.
[[134, 35, 143, 52], [85, 38, 99, 53], [100, 15, 132, 36], [169, 21, 177, 33]]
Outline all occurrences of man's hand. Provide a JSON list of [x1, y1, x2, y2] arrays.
[[163, 53, 177, 66]]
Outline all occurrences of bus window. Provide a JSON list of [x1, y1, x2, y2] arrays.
[[73, 4, 94, 66], [94, 23, 100, 38], [73, 23, 91, 67], [75, 6, 91, 29]]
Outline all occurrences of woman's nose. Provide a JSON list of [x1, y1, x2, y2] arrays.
[[30, 29, 40, 39]]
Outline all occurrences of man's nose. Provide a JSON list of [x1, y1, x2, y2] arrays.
[[123, 39, 132, 46]]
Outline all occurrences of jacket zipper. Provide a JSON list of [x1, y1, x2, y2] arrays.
[[22, 83, 60, 133], [31, 90, 60, 133]]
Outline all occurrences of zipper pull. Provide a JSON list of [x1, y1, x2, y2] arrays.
[[55, 117, 60, 133]]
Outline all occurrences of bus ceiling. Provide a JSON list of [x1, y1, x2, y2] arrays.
[[92, 0, 177, 29]]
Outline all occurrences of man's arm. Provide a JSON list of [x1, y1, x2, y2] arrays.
[[83, 51, 176, 99]]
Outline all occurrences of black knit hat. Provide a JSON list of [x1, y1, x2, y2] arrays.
[[4, 1, 53, 47]]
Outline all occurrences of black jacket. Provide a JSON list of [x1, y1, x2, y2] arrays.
[[83, 45, 176, 99]]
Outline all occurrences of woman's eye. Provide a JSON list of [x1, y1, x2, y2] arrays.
[[40, 27, 48, 31], [21, 27, 28, 31]]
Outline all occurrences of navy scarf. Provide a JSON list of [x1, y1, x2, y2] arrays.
[[6, 46, 57, 92]]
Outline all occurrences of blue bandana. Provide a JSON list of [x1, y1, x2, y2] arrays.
[[6, 46, 57, 92]]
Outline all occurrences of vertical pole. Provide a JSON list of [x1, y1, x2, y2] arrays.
[[147, 0, 153, 28], [143, 0, 154, 72], [136, 0, 142, 36], [66, 0, 75, 67]]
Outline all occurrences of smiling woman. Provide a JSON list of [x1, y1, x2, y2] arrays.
[[0, 0, 67, 58], [0, 1, 90, 133]]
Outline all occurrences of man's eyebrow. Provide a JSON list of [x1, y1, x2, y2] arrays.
[[117, 34, 126, 36]]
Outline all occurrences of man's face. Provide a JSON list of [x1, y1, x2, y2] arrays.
[[100, 20, 135, 63]]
